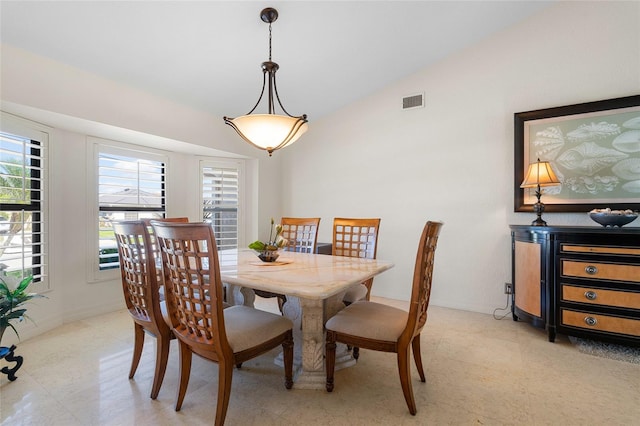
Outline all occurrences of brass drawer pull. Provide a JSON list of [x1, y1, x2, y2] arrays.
[[584, 291, 597, 300], [584, 265, 598, 275], [584, 316, 598, 326]]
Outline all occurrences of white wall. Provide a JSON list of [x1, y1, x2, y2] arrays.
[[280, 1, 640, 313]]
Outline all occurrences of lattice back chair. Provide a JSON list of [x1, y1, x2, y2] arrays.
[[332, 218, 381, 304], [281, 217, 321, 253], [113, 220, 174, 400], [325, 221, 443, 415], [141, 216, 189, 256], [141, 217, 190, 307], [254, 217, 321, 311], [151, 221, 294, 423]]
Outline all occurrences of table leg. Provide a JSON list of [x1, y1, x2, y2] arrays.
[[279, 294, 355, 390], [224, 283, 255, 307]]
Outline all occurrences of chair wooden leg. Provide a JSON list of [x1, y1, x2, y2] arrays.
[[282, 330, 294, 389], [411, 335, 426, 382], [397, 347, 417, 415], [325, 331, 337, 392], [215, 361, 234, 426], [175, 341, 192, 411], [129, 323, 145, 379], [150, 333, 171, 399]]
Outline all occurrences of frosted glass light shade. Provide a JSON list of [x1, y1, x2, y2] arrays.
[[225, 114, 308, 155]]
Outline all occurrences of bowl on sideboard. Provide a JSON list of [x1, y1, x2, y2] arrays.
[[588, 211, 638, 227]]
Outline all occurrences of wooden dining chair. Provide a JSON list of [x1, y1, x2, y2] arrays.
[[151, 221, 294, 424], [141, 217, 190, 302], [113, 220, 174, 399], [141, 217, 189, 257], [280, 217, 321, 253], [253, 217, 321, 312], [332, 218, 381, 304], [325, 221, 443, 415]]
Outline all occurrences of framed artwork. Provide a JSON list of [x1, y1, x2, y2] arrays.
[[514, 95, 640, 212]]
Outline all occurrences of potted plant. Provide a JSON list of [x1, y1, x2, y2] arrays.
[[0, 275, 44, 344], [248, 218, 288, 262]]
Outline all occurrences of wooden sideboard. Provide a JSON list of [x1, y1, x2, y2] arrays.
[[510, 225, 640, 346]]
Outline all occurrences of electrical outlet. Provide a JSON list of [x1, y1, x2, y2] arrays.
[[504, 283, 513, 294]]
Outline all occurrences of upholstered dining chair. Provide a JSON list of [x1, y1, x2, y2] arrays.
[[113, 220, 174, 400], [325, 221, 443, 415], [253, 217, 321, 312], [332, 217, 381, 304], [151, 221, 294, 424]]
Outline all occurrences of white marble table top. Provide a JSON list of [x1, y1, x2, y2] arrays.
[[218, 249, 394, 300]]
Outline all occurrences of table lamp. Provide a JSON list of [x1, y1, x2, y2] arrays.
[[520, 158, 561, 226]]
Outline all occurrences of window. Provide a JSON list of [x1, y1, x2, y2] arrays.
[[201, 161, 242, 251], [0, 126, 48, 285], [97, 145, 166, 271]]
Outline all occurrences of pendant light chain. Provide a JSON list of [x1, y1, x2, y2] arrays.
[[268, 22, 273, 62]]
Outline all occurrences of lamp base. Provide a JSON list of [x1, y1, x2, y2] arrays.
[[531, 218, 548, 227], [531, 200, 548, 227]]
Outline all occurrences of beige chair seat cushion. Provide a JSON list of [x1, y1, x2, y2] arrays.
[[325, 301, 408, 342], [342, 283, 368, 304], [224, 305, 293, 353]]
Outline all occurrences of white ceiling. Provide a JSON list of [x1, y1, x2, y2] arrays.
[[1, 1, 554, 122]]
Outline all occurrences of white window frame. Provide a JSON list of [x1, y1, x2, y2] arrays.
[[0, 112, 50, 293], [199, 158, 245, 251], [88, 137, 169, 282]]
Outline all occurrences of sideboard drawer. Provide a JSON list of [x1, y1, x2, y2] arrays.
[[561, 309, 640, 337], [562, 285, 640, 310], [561, 260, 640, 283], [561, 244, 640, 256]]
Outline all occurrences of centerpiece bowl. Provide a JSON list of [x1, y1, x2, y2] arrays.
[[249, 219, 288, 263], [588, 209, 638, 227], [257, 249, 280, 263]]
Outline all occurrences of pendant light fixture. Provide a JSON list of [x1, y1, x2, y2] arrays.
[[224, 7, 308, 157]]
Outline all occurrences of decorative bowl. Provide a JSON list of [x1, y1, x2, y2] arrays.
[[588, 210, 638, 227], [257, 249, 280, 262]]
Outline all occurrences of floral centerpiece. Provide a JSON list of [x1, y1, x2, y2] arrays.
[[248, 218, 288, 262], [0, 276, 44, 344]]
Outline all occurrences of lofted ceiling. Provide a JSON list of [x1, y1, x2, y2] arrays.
[[1, 1, 554, 123]]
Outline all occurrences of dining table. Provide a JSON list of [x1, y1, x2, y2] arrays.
[[219, 248, 394, 389]]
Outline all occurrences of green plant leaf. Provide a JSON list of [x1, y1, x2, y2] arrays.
[[248, 240, 266, 251], [0, 280, 9, 296], [0, 275, 45, 340], [15, 276, 33, 293]]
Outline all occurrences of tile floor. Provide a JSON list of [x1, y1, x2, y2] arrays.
[[1, 297, 639, 425]]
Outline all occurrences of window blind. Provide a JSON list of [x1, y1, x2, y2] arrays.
[[202, 165, 239, 251], [98, 149, 165, 270], [0, 131, 47, 282]]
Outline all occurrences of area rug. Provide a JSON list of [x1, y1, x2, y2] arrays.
[[569, 336, 640, 364]]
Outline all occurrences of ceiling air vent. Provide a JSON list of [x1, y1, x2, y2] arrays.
[[402, 93, 424, 110]]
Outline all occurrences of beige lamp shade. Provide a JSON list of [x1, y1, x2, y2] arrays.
[[225, 114, 308, 155], [520, 160, 560, 188]]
